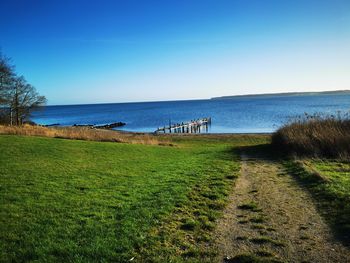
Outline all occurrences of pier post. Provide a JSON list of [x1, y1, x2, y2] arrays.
[[155, 117, 211, 134]]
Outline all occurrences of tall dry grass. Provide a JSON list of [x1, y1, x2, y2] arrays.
[[0, 124, 171, 146], [272, 113, 350, 159]]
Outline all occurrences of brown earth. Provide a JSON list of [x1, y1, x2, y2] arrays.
[[214, 153, 350, 263]]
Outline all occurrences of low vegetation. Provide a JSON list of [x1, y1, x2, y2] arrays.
[[0, 134, 267, 262], [270, 112, 350, 244], [3, 126, 350, 261], [285, 159, 350, 244], [0, 124, 166, 145], [249, 236, 284, 247], [272, 113, 350, 159], [238, 202, 261, 212]]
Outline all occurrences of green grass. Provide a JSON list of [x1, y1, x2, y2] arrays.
[[238, 202, 261, 212], [284, 159, 350, 244], [250, 236, 285, 247], [249, 216, 265, 224], [0, 134, 268, 262]]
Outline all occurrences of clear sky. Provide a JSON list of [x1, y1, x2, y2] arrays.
[[1, 0, 350, 105]]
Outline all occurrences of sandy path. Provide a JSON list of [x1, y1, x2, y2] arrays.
[[214, 154, 350, 263]]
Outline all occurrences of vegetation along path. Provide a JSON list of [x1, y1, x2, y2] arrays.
[[215, 153, 350, 263]]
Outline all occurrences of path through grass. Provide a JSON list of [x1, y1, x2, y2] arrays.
[[215, 152, 350, 263], [285, 159, 350, 244]]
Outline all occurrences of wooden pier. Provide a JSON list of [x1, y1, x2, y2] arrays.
[[155, 117, 211, 134]]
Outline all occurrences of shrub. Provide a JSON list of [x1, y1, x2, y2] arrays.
[[272, 112, 350, 159]]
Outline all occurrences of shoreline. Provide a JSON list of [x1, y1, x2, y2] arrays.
[[34, 122, 274, 136], [152, 132, 272, 136]]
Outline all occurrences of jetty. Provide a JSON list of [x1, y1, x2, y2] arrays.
[[71, 122, 126, 129], [155, 117, 211, 134]]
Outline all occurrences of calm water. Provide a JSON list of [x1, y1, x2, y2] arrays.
[[31, 94, 350, 133]]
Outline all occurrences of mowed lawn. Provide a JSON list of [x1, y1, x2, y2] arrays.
[[0, 134, 266, 262]]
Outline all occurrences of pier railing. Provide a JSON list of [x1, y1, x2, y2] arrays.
[[155, 117, 211, 134]]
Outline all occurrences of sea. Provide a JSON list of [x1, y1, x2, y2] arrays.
[[31, 93, 350, 133]]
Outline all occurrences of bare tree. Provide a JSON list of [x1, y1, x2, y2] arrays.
[[0, 52, 15, 105], [0, 51, 46, 125], [0, 52, 14, 123], [9, 76, 47, 125]]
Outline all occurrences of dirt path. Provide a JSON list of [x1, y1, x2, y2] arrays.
[[214, 154, 350, 263]]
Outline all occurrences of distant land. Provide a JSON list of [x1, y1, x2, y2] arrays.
[[211, 90, 350, 100]]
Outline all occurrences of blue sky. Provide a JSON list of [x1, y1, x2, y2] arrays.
[[1, 0, 350, 105]]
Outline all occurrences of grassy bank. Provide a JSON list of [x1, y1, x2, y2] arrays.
[[0, 134, 267, 262], [285, 159, 350, 244], [0, 124, 166, 145], [272, 114, 350, 159], [270, 114, 350, 243]]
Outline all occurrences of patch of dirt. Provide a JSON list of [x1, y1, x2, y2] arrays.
[[214, 154, 350, 263]]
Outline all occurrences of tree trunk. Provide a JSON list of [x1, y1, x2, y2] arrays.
[[14, 87, 19, 125]]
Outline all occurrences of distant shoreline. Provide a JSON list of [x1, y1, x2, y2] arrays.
[[211, 90, 350, 100], [44, 90, 350, 107]]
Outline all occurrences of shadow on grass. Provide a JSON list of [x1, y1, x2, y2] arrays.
[[229, 143, 282, 161], [283, 161, 350, 247], [234, 143, 350, 247]]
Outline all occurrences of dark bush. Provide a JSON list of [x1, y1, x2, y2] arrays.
[[272, 112, 350, 159]]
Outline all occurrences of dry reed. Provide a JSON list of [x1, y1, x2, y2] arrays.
[[272, 113, 350, 159], [0, 124, 171, 146]]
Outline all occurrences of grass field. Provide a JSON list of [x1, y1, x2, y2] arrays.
[[285, 159, 350, 244], [0, 134, 267, 262], [2, 133, 350, 262]]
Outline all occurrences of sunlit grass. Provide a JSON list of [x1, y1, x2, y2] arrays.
[[284, 159, 350, 244], [0, 134, 268, 262]]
